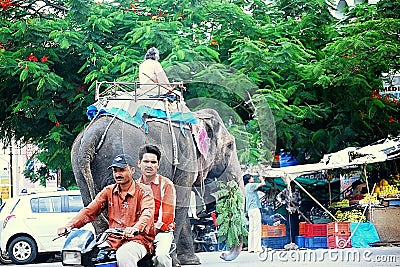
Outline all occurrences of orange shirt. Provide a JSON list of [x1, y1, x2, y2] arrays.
[[66, 181, 155, 252], [139, 174, 176, 232]]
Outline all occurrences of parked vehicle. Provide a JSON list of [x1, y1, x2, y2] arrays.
[[0, 190, 95, 264], [61, 228, 154, 267], [191, 212, 225, 252]]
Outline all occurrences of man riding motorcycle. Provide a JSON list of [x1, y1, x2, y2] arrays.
[[57, 154, 155, 267]]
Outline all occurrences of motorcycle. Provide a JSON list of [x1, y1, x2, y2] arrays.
[[190, 212, 225, 252], [59, 228, 153, 267]]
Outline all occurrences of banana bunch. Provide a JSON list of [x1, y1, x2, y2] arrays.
[[359, 193, 380, 205], [335, 210, 366, 222], [378, 184, 399, 197], [330, 199, 350, 208]]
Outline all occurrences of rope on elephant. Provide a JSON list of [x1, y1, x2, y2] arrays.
[[95, 103, 128, 153], [164, 98, 179, 166]]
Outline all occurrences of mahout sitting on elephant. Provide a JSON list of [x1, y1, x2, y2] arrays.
[[71, 92, 244, 265]]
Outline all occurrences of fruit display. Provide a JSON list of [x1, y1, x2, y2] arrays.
[[334, 209, 366, 223], [389, 174, 400, 187], [374, 178, 400, 198], [358, 193, 380, 206], [330, 199, 350, 208]]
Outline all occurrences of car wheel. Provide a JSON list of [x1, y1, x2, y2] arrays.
[[0, 251, 12, 264], [8, 236, 38, 264]]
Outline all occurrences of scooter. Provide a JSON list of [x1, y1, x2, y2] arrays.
[[190, 212, 225, 252], [59, 228, 153, 267]]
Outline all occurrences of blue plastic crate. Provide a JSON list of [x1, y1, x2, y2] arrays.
[[95, 262, 117, 267], [295, 236, 305, 248], [305, 237, 327, 249], [261, 236, 288, 249]]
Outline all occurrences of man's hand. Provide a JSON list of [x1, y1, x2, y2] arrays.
[[57, 226, 70, 236], [123, 227, 139, 238]]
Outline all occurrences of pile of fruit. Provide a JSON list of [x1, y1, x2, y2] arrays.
[[358, 193, 380, 206], [334, 209, 366, 222], [374, 178, 400, 198], [330, 199, 350, 208]]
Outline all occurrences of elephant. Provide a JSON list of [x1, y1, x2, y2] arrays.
[[71, 102, 244, 265]]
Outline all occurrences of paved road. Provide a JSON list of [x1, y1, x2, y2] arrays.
[[7, 247, 400, 267], [188, 247, 400, 267]]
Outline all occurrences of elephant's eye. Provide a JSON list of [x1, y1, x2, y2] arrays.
[[227, 142, 233, 150]]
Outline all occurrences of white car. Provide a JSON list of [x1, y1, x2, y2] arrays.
[[0, 190, 94, 265]]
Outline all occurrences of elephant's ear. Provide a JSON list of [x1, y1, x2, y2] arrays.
[[194, 109, 217, 140], [192, 119, 211, 158]]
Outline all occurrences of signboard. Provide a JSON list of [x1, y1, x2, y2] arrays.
[[0, 172, 10, 200], [381, 73, 400, 100]]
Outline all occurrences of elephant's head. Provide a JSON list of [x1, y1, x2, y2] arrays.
[[194, 108, 243, 189], [193, 108, 244, 261]]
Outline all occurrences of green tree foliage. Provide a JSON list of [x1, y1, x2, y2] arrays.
[[0, 0, 399, 186]]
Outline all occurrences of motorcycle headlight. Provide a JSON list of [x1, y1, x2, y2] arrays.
[[62, 250, 82, 265]]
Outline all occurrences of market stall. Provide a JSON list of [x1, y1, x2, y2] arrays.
[[259, 137, 400, 248]]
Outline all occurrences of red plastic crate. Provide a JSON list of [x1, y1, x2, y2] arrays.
[[327, 222, 350, 236], [304, 223, 327, 237], [327, 235, 352, 248], [262, 224, 286, 238], [299, 222, 306, 236]]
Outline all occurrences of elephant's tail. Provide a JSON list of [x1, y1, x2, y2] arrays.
[[77, 129, 100, 202]]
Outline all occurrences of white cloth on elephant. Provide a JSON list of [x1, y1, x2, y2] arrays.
[[116, 241, 147, 267], [153, 231, 174, 267]]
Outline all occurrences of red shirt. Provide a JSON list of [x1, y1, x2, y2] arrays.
[[66, 181, 155, 252], [139, 174, 176, 232]]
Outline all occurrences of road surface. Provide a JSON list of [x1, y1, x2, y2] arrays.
[[7, 247, 400, 267]]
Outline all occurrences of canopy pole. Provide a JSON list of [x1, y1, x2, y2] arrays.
[[291, 177, 338, 222], [329, 182, 332, 205]]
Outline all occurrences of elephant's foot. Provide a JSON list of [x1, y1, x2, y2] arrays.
[[177, 253, 201, 265], [171, 251, 181, 267], [219, 241, 243, 261]]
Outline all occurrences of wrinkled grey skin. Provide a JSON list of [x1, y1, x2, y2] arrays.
[[71, 108, 244, 264]]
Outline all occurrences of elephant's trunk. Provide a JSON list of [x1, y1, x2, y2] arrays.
[[219, 237, 243, 261]]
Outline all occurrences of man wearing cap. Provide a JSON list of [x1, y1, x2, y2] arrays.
[[57, 154, 155, 267], [138, 144, 176, 267]]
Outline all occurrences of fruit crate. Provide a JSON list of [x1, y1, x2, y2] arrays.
[[261, 224, 286, 238], [327, 222, 350, 236], [304, 223, 327, 237], [305, 237, 328, 249], [299, 222, 306, 236], [261, 236, 289, 249], [327, 235, 352, 248], [295, 236, 305, 248]]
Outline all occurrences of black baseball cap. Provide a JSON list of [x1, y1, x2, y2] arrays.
[[108, 154, 134, 169]]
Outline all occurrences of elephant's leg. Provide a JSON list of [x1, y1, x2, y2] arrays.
[[173, 207, 200, 266]]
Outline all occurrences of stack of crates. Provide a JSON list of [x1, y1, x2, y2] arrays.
[[261, 224, 288, 249], [327, 222, 351, 248], [295, 222, 328, 249]]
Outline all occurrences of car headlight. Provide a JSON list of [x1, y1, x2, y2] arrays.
[[62, 250, 82, 265]]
